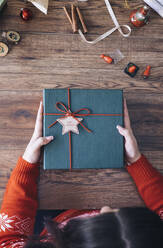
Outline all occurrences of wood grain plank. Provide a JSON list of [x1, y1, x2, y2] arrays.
[[0, 34, 162, 64], [0, 162, 146, 209], [0, 33, 162, 92], [38, 167, 144, 209], [0, 149, 162, 209], [1, 1, 162, 37], [0, 71, 163, 92]]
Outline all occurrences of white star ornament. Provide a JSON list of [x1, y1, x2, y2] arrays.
[[57, 116, 83, 135]]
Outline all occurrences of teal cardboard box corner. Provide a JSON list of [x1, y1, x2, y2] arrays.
[[43, 89, 124, 169]]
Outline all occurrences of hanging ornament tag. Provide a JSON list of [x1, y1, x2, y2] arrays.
[[0, 42, 9, 57], [57, 116, 83, 135], [78, 0, 131, 45]]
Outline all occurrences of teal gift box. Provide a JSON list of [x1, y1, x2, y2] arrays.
[[43, 89, 124, 169]]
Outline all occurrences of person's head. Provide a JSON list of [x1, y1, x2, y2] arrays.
[[24, 207, 163, 248]]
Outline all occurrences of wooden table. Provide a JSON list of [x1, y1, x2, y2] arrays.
[[0, 0, 163, 209]]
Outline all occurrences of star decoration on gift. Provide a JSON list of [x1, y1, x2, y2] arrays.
[[57, 116, 83, 135]]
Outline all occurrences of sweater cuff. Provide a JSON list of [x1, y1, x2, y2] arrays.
[[126, 154, 162, 185], [11, 157, 40, 184], [18, 156, 40, 167]]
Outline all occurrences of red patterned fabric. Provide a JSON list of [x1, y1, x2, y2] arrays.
[[0, 155, 162, 247]]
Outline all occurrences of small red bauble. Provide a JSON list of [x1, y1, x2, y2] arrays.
[[100, 54, 113, 64], [143, 65, 151, 79], [20, 8, 32, 21], [130, 5, 150, 27]]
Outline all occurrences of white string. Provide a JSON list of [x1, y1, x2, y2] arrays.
[[78, 0, 131, 44]]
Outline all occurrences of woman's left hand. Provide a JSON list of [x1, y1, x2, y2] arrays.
[[23, 101, 54, 164], [116, 99, 141, 164]]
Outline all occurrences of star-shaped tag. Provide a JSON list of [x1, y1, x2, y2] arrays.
[[57, 116, 83, 135]]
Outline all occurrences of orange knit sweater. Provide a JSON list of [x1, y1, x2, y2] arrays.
[[0, 155, 162, 248]]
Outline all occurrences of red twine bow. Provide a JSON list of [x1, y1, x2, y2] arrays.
[[47, 101, 92, 133]]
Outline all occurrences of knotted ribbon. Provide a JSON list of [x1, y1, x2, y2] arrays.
[[47, 101, 92, 133]]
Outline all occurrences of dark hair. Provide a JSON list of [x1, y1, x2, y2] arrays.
[[24, 207, 163, 248]]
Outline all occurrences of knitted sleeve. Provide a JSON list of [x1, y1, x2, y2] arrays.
[[0, 157, 39, 247], [127, 154, 163, 220]]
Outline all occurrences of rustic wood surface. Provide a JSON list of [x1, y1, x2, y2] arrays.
[[0, 0, 163, 209]]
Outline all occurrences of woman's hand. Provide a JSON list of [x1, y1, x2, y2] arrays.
[[23, 101, 54, 164], [116, 99, 141, 164]]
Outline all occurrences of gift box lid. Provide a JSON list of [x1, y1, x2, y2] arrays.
[[43, 88, 124, 170]]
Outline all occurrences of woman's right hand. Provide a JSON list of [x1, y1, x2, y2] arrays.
[[116, 99, 141, 164]]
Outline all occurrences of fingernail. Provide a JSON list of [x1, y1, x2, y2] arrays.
[[46, 136, 54, 140], [116, 125, 120, 129]]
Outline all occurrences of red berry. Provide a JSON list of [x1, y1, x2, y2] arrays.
[[100, 54, 113, 64], [143, 65, 151, 79], [128, 65, 136, 73]]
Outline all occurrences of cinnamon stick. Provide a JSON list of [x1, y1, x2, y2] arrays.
[[76, 6, 88, 33], [63, 6, 73, 25], [71, 4, 78, 33]]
